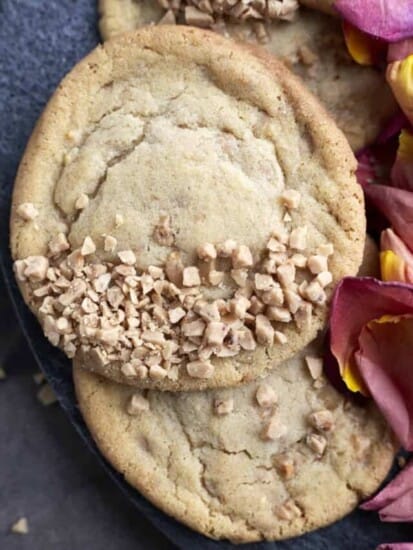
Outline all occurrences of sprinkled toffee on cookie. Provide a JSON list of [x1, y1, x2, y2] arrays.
[[14, 207, 334, 382]]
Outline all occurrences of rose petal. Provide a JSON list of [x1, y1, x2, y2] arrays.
[[330, 278, 413, 394], [362, 182, 413, 248], [342, 21, 387, 66], [363, 460, 413, 511], [381, 228, 413, 284], [377, 544, 413, 549], [335, 0, 413, 42], [389, 39, 413, 63], [391, 129, 413, 191], [378, 490, 413, 521], [387, 55, 413, 126], [356, 315, 413, 449]]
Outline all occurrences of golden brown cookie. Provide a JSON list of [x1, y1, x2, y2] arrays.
[[74, 336, 395, 542], [11, 26, 365, 391], [98, 0, 396, 151]]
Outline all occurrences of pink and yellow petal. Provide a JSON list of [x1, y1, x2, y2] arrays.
[[362, 182, 413, 248], [335, 0, 413, 42], [391, 130, 413, 191], [356, 314, 413, 450], [380, 228, 413, 283], [330, 278, 413, 395], [380, 250, 408, 282], [342, 21, 386, 66], [387, 55, 413, 126]]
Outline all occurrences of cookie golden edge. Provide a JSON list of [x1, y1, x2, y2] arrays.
[[10, 26, 365, 391]]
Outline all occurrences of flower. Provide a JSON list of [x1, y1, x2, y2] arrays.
[[342, 21, 387, 66], [362, 182, 413, 246], [330, 277, 413, 450], [391, 129, 413, 191], [362, 459, 413, 522], [387, 55, 413, 125], [334, 0, 413, 42], [381, 228, 413, 284]]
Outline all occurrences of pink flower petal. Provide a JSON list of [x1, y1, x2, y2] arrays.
[[377, 544, 413, 549], [362, 460, 413, 511], [387, 56, 413, 127], [334, 0, 413, 42], [389, 39, 413, 63], [330, 278, 413, 393], [391, 130, 413, 191], [379, 489, 413, 521], [381, 228, 413, 284], [356, 315, 413, 449], [362, 182, 413, 249]]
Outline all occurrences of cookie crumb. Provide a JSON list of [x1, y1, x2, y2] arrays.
[[232, 245, 253, 268], [261, 415, 286, 440], [275, 499, 302, 520], [37, 383, 57, 406], [256, 383, 277, 408], [308, 410, 334, 432], [187, 360, 214, 379], [317, 243, 334, 256], [118, 250, 136, 266], [75, 193, 89, 210], [305, 356, 323, 379], [80, 236, 96, 256], [306, 433, 327, 456], [307, 255, 328, 275], [197, 242, 217, 261], [153, 214, 174, 246], [10, 517, 29, 535], [182, 266, 201, 287], [274, 330, 288, 344], [114, 213, 124, 228], [48, 233, 70, 256], [316, 271, 333, 288], [274, 456, 295, 479], [127, 392, 150, 415], [289, 226, 307, 250], [255, 314, 274, 345], [17, 203, 38, 221], [214, 397, 234, 415], [104, 235, 117, 253]]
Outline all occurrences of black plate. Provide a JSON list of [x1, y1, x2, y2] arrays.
[[1, 1, 412, 548]]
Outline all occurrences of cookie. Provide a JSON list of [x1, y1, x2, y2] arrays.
[[98, 1, 396, 151], [11, 26, 365, 391], [73, 335, 395, 542]]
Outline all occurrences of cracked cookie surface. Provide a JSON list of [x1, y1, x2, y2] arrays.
[[73, 335, 396, 542], [98, 1, 396, 151], [11, 26, 365, 390]]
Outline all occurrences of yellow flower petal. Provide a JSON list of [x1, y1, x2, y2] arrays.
[[387, 54, 413, 125], [398, 129, 413, 161], [380, 250, 407, 282], [342, 359, 368, 394]]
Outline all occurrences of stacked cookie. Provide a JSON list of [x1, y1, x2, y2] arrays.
[[10, 10, 396, 544]]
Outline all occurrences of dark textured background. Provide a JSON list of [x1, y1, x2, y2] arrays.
[[0, 1, 412, 549]]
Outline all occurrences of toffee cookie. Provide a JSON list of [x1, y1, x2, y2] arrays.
[[98, 1, 396, 151], [74, 337, 396, 542], [11, 26, 365, 391]]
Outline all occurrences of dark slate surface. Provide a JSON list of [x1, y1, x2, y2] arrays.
[[0, 1, 412, 548]]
